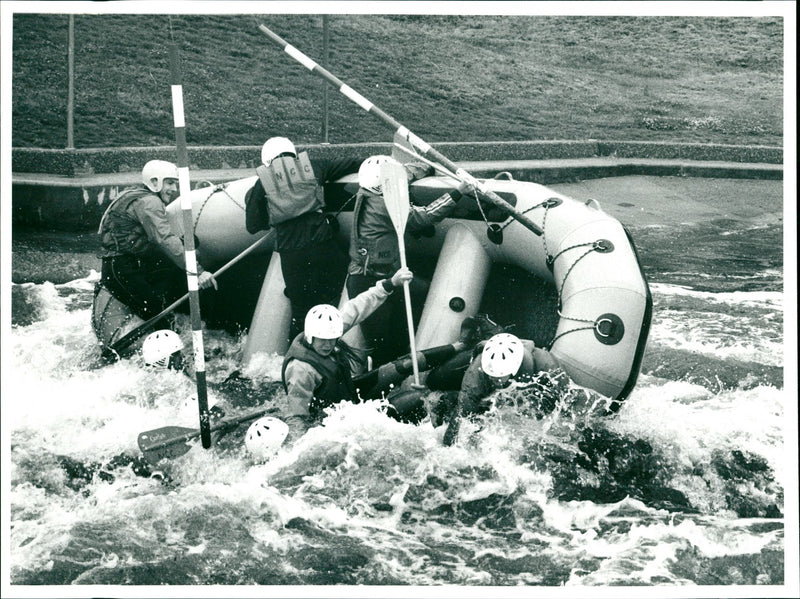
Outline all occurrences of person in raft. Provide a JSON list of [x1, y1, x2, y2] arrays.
[[441, 333, 569, 446], [346, 154, 476, 367], [244, 136, 361, 342], [98, 160, 217, 323], [281, 266, 428, 444]]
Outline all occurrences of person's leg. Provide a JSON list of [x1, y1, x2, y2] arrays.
[[102, 255, 172, 320], [281, 244, 348, 341], [310, 240, 349, 306], [146, 258, 190, 307], [385, 388, 427, 424]]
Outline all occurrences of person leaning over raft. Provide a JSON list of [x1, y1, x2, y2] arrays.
[[442, 333, 568, 446], [346, 155, 476, 367], [281, 266, 426, 445], [98, 160, 217, 322], [244, 136, 361, 341]]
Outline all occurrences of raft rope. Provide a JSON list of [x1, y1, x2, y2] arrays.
[[330, 192, 358, 220], [192, 184, 245, 232], [471, 195, 615, 350], [547, 239, 615, 349]]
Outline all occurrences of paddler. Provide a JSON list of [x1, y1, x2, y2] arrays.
[[441, 333, 569, 446], [346, 155, 475, 367], [244, 136, 361, 342], [97, 160, 218, 323], [280, 265, 425, 444]]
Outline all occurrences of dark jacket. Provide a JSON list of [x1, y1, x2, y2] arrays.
[[245, 156, 360, 252], [348, 187, 463, 277]]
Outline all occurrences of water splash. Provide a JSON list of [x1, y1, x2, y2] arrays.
[[4, 273, 788, 587]]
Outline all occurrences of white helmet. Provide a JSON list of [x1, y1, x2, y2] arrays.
[[142, 160, 179, 193], [481, 333, 524, 378], [245, 416, 289, 461], [358, 155, 398, 194], [261, 136, 296, 165], [141, 329, 183, 369], [304, 304, 344, 343]]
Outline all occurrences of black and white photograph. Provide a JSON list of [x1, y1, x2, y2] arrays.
[[2, 1, 797, 597]]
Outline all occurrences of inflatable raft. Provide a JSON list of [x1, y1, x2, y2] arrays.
[[156, 169, 652, 407], [92, 283, 146, 356]]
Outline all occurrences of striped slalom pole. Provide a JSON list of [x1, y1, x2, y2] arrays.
[[169, 42, 212, 450], [258, 23, 543, 237]]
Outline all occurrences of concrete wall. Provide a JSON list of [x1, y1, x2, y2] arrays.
[[11, 140, 783, 175], [11, 141, 783, 231]]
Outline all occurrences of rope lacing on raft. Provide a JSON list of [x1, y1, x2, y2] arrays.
[[547, 238, 615, 350], [192, 183, 244, 232], [330, 193, 358, 220], [474, 196, 558, 234], [476, 194, 615, 351]]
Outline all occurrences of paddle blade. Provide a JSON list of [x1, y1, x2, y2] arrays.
[[136, 406, 277, 464], [138, 426, 198, 463], [391, 131, 416, 163], [380, 160, 410, 235]]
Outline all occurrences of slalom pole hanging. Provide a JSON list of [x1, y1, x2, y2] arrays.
[[257, 23, 543, 237], [168, 39, 212, 450]]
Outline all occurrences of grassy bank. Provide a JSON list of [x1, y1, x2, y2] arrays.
[[11, 14, 783, 149]]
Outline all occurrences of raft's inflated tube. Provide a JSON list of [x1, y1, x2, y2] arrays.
[[415, 222, 491, 350], [385, 389, 427, 424], [166, 177, 270, 271], [243, 252, 292, 358]]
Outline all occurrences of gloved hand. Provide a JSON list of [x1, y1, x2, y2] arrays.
[[390, 267, 413, 288], [198, 271, 218, 290], [456, 178, 477, 197]]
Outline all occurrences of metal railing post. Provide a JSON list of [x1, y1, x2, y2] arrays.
[[67, 15, 75, 149], [321, 15, 330, 143]]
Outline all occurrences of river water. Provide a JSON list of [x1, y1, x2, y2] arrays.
[[3, 176, 796, 596]]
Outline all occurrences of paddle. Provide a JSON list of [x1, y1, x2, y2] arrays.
[[108, 230, 274, 357], [379, 160, 421, 386], [137, 405, 277, 463]]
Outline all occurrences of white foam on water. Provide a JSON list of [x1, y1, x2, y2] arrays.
[[649, 283, 784, 366], [650, 282, 783, 308], [4, 279, 791, 588]]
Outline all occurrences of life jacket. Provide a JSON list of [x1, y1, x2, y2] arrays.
[[97, 186, 156, 257], [256, 152, 323, 226], [281, 333, 358, 416], [348, 190, 401, 278]]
